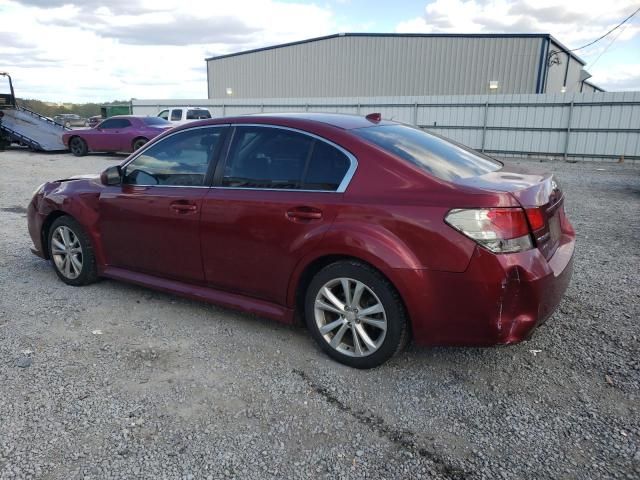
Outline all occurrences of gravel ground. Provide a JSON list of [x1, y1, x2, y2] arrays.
[[0, 148, 638, 480]]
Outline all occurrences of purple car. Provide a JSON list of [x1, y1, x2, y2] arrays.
[[63, 116, 172, 156]]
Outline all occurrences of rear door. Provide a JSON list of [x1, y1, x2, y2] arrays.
[[200, 125, 355, 305], [99, 125, 227, 282]]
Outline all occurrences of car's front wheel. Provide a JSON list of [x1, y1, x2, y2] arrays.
[[305, 261, 408, 369], [69, 137, 88, 157], [48, 216, 98, 286]]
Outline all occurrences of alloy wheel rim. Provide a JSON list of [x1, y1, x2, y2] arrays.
[[51, 226, 83, 279], [314, 277, 387, 357], [71, 139, 82, 154]]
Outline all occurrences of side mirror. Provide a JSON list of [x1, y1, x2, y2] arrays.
[[101, 165, 122, 186]]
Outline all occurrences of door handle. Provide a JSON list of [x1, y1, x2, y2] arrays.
[[170, 201, 198, 214], [286, 206, 323, 222]]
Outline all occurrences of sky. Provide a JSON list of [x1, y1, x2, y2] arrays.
[[0, 0, 639, 102]]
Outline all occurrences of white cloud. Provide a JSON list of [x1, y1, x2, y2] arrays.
[[590, 64, 640, 91], [2, 0, 638, 101], [0, 0, 341, 102], [396, 0, 640, 46]]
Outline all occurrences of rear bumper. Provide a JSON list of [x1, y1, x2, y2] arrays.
[[398, 232, 575, 346]]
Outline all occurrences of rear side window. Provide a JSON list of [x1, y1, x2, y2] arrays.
[[222, 126, 351, 191], [186, 109, 211, 120], [170, 109, 182, 121], [354, 124, 501, 181]]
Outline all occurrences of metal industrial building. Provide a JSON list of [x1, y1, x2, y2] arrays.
[[205, 33, 602, 99]]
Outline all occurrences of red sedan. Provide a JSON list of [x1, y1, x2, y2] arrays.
[[28, 113, 575, 368], [62, 115, 172, 156]]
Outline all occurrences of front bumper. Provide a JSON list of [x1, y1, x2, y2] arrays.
[[27, 196, 47, 259], [398, 231, 575, 346]]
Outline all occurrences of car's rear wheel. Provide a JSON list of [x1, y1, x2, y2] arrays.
[[132, 137, 148, 151], [48, 216, 98, 286], [305, 261, 408, 369], [69, 137, 88, 157]]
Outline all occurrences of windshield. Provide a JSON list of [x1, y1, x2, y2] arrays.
[[143, 117, 171, 126], [354, 124, 501, 181]]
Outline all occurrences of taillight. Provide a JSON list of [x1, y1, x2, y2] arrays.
[[445, 208, 533, 254], [525, 207, 545, 231]]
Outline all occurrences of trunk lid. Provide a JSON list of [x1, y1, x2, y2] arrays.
[[456, 165, 566, 259]]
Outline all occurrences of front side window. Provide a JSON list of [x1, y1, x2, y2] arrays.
[[98, 119, 117, 129], [222, 126, 351, 191], [170, 109, 182, 121], [186, 109, 211, 120], [99, 118, 131, 129], [157, 110, 169, 120], [123, 127, 223, 187], [353, 124, 501, 182]]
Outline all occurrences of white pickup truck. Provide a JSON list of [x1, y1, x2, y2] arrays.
[[157, 107, 212, 125]]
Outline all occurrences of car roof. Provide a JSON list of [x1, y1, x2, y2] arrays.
[[104, 115, 142, 119], [193, 112, 395, 130]]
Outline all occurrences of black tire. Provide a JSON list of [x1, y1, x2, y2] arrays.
[[132, 137, 148, 151], [69, 137, 88, 157], [47, 216, 98, 286], [304, 260, 409, 369]]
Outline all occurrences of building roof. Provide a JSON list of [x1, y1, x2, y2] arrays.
[[205, 32, 587, 66]]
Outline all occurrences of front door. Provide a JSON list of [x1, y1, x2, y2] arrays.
[[200, 125, 354, 305], [90, 118, 130, 151], [99, 125, 227, 282]]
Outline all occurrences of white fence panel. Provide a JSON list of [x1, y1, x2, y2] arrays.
[[132, 91, 640, 161]]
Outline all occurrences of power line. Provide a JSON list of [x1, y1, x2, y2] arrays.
[[589, 23, 628, 68], [568, 5, 640, 52]]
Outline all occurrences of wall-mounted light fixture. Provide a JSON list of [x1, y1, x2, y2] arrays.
[[489, 80, 499, 90], [226, 87, 233, 96]]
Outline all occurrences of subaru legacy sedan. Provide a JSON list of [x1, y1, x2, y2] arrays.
[[27, 113, 575, 368]]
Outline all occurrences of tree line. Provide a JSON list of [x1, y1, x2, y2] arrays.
[[16, 98, 129, 118]]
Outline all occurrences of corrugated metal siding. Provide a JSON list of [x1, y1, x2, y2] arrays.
[[207, 36, 543, 98], [132, 91, 640, 161], [544, 41, 587, 93]]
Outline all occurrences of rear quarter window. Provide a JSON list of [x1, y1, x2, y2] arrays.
[[353, 124, 501, 181], [304, 141, 351, 191], [186, 109, 212, 120]]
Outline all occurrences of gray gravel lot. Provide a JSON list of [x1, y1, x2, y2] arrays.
[[0, 148, 638, 480]]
